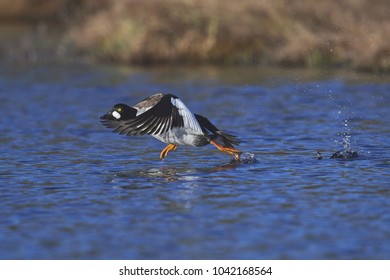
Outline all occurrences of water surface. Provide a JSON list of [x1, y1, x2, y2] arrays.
[[1, 63, 389, 259]]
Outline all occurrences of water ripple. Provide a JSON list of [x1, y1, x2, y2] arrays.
[[1, 63, 389, 259]]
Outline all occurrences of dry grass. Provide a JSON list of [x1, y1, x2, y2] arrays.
[[277, 0, 390, 71], [1, 0, 389, 71], [67, 0, 390, 71], [0, 0, 69, 22], [68, 0, 287, 64]]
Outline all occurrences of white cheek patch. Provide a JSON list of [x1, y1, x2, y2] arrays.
[[112, 111, 121, 119]]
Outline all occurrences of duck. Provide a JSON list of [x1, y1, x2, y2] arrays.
[[100, 93, 242, 160], [330, 150, 359, 159]]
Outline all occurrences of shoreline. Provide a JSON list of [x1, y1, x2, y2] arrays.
[[1, 0, 389, 74]]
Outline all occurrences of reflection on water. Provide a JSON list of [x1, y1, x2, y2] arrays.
[[1, 63, 390, 259]]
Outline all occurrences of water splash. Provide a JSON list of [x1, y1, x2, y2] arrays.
[[232, 152, 258, 164], [331, 114, 359, 159]]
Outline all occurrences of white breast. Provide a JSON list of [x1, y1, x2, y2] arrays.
[[152, 127, 203, 146]]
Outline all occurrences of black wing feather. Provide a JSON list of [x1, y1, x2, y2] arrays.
[[102, 94, 184, 136]]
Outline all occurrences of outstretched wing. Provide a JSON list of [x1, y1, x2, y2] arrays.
[[117, 94, 183, 135], [106, 94, 203, 136]]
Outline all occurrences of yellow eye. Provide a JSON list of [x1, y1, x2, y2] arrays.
[[117, 107, 122, 112]]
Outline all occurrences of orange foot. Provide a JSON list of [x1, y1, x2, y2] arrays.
[[160, 144, 177, 159], [210, 140, 242, 161]]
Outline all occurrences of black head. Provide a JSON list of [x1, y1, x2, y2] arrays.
[[100, 103, 137, 121]]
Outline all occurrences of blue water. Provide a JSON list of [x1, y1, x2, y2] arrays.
[[1, 63, 389, 259]]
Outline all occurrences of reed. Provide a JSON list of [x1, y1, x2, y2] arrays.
[[1, 0, 389, 71]]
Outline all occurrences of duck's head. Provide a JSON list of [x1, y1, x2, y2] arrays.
[[100, 104, 137, 121]]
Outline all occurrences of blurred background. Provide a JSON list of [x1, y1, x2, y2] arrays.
[[1, 0, 389, 71]]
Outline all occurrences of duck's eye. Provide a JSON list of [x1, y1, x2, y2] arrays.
[[117, 107, 122, 112]]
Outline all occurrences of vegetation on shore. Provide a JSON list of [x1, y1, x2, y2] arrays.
[[1, 0, 389, 71]]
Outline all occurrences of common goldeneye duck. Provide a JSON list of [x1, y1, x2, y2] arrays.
[[100, 93, 241, 160], [330, 150, 359, 159]]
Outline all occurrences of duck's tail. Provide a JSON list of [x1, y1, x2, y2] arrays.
[[214, 130, 240, 147], [195, 114, 241, 159]]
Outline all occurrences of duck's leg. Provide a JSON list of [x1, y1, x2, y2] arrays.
[[160, 144, 177, 159], [210, 140, 241, 160]]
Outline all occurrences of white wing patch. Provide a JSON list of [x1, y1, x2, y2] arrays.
[[170, 97, 202, 133]]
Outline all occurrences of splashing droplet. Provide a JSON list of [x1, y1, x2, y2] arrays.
[[234, 152, 258, 164]]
